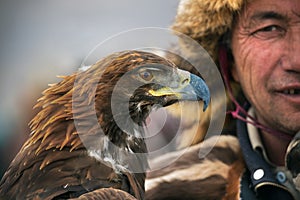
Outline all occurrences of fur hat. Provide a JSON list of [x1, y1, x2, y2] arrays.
[[172, 0, 246, 63]]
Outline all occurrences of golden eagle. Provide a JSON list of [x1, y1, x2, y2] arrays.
[[0, 51, 210, 199]]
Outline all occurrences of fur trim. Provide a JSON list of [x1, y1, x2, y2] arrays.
[[172, 0, 246, 63]]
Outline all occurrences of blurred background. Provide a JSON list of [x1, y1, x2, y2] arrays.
[[0, 0, 180, 176]]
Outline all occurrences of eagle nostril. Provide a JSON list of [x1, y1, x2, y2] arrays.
[[182, 78, 189, 85]]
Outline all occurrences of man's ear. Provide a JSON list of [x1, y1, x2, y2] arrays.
[[219, 45, 240, 83]]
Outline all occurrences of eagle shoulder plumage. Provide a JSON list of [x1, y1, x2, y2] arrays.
[[145, 135, 245, 200], [0, 50, 210, 199]]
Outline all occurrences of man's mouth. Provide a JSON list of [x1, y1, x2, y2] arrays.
[[282, 89, 300, 95], [275, 87, 300, 107]]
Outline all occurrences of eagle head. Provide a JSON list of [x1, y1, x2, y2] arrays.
[[72, 50, 210, 172], [108, 62, 210, 126]]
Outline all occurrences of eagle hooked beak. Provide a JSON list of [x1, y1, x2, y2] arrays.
[[149, 69, 210, 111]]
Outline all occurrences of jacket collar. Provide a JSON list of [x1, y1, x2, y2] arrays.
[[236, 106, 299, 199], [236, 115, 278, 188]]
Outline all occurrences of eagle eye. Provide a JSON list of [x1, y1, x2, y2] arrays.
[[139, 71, 153, 81]]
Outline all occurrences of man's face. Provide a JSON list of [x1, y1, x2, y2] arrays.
[[231, 0, 300, 135]]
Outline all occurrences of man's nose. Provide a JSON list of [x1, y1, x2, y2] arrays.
[[286, 27, 300, 73]]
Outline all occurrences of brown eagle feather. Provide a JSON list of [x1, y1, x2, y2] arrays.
[[145, 135, 245, 200]]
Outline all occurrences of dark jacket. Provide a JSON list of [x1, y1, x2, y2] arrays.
[[237, 117, 298, 199]]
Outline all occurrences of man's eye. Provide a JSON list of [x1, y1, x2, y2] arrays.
[[252, 25, 286, 39], [260, 25, 279, 32]]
